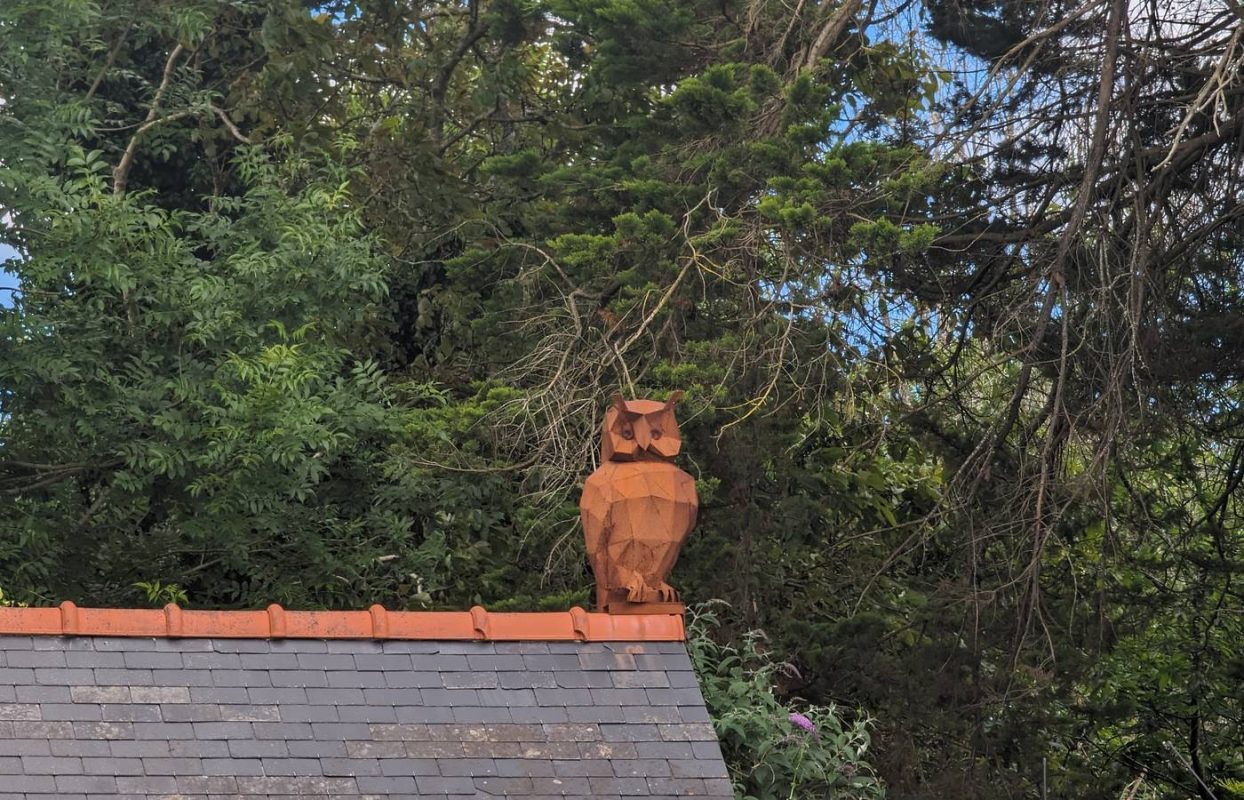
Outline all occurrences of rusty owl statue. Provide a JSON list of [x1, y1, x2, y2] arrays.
[[580, 391, 698, 612]]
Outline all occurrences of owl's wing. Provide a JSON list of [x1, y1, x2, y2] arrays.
[[652, 468, 698, 581], [579, 470, 613, 580]]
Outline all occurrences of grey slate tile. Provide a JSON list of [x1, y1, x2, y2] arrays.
[[252, 721, 313, 740], [636, 652, 694, 672], [6, 650, 67, 668], [692, 739, 727, 760], [153, 638, 212, 652], [637, 740, 694, 759], [176, 774, 239, 793], [68, 721, 127, 739], [554, 670, 613, 688], [415, 775, 477, 794], [589, 775, 650, 795], [81, 756, 141, 775], [115, 775, 177, 793], [354, 653, 415, 671], [21, 754, 83, 772], [0, 704, 41, 721], [259, 756, 320, 774], [239, 652, 299, 669], [120, 652, 182, 669], [15, 681, 71, 701], [508, 706, 570, 724], [69, 686, 129, 704], [590, 688, 650, 706], [499, 670, 557, 689], [1, 774, 55, 793], [326, 669, 386, 688], [497, 757, 557, 777], [99, 704, 161, 722], [355, 775, 417, 793], [536, 687, 591, 706], [465, 654, 525, 671], [287, 738, 347, 757], [181, 652, 241, 670], [437, 757, 499, 777], [450, 706, 513, 724], [0, 739, 50, 755], [670, 757, 730, 778], [411, 654, 469, 671], [126, 686, 189, 706], [41, 703, 103, 721], [345, 739, 406, 758], [92, 669, 152, 686], [189, 686, 249, 704], [64, 652, 124, 669], [612, 670, 670, 688], [277, 704, 339, 723], [218, 703, 278, 721], [337, 705, 399, 723], [229, 738, 289, 758], [190, 721, 252, 739], [210, 668, 272, 687], [522, 654, 580, 670], [0, 637, 33, 650], [203, 755, 261, 774], [579, 652, 637, 671], [476, 688, 535, 707], [554, 758, 615, 777], [49, 739, 110, 757], [35, 667, 94, 684], [622, 705, 682, 724], [107, 740, 170, 758], [307, 687, 364, 705], [140, 756, 202, 775], [55, 774, 118, 794], [0, 669, 34, 685], [150, 668, 211, 685], [296, 653, 355, 670], [247, 686, 309, 704], [167, 739, 229, 758]]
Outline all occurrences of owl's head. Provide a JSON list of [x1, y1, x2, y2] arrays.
[[601, 391, 685, 462]]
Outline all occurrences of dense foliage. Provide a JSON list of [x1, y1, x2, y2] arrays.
[[2, 0, 1242, 797]]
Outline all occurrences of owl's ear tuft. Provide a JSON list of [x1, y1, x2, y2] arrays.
[[664, 390, 684, 409], [611, 393, 628, 413]]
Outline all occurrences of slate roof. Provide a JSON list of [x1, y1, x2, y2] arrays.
[[0, 606, 732, 799]]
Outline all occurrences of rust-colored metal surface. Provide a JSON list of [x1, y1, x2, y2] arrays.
[[581, 392, 699, 613], [0, 602, 684, 641]]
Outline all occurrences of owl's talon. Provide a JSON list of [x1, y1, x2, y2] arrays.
[[624, 575, 647, 603], [655, 582, 679, 602]]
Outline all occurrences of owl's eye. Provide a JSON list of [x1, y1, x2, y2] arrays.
[[621, 427, 634, 440], [651, 429, 663, 439]]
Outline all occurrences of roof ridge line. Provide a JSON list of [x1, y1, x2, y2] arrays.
[[0, 602, 685, 642]]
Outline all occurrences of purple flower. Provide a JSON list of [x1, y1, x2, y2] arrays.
[[788, 712, 816, 733]]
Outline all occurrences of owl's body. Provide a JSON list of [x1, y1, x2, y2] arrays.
[[582, 460, 698, 606], [580, 394, 698, 610]]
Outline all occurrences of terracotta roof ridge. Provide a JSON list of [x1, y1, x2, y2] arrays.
[[0, 602, 684, 641]]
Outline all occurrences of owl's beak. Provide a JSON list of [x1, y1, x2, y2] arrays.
[[633, 420, 653, 451]]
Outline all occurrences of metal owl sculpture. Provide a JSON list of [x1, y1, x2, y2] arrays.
[[580, 391, 698, 613]]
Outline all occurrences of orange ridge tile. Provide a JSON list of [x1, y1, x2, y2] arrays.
[[0, 603, 685, 642]]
